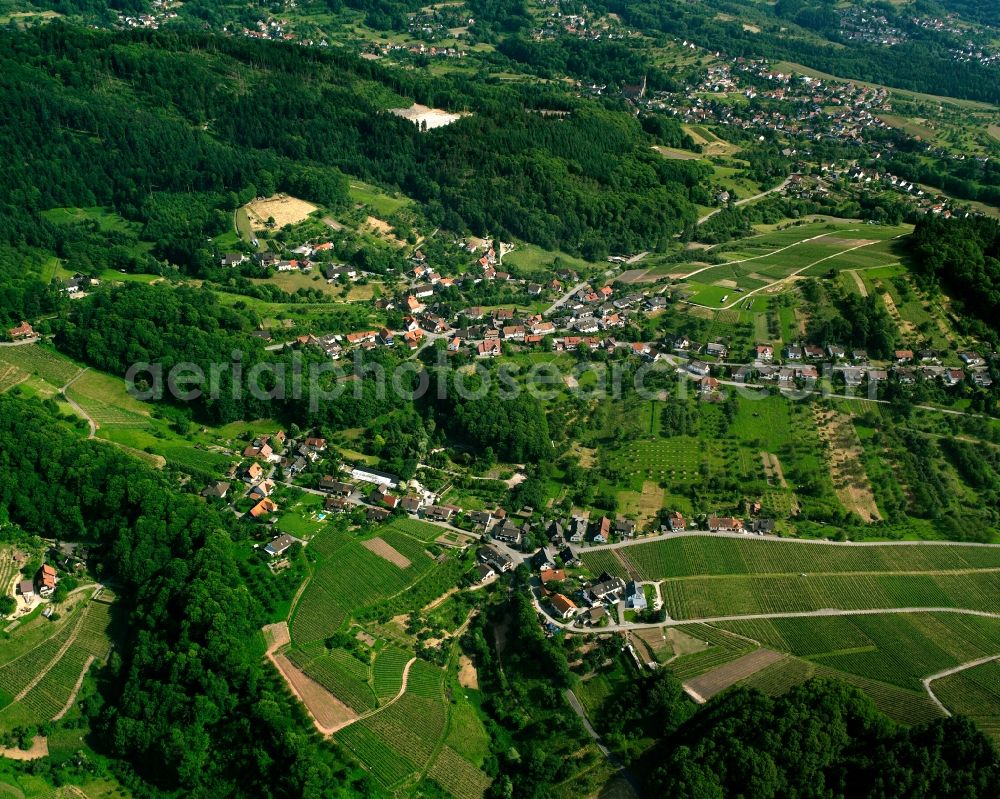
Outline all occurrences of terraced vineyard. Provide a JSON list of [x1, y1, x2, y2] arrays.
[[0, 596, 114, 728], [334, 661, 449, 788], [427, 745, 492, 799], [288, 648, 379, 714], [670, 624, 757, 680], [0, 344, 82, 388]]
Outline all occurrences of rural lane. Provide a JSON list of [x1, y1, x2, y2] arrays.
[[923, 655, 1000, 716], [696, 176, 793, 225]]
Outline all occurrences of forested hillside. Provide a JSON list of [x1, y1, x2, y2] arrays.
[[0, 21, 705, 317], [0, 394, 366, 797]]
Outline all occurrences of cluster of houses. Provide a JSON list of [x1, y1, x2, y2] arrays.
[[672, 336, 995, 393], [542, 568, 650, 627]]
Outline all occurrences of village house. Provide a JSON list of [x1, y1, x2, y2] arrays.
[[585, 605, 608, 626], [423, 504, 455, 522], [474, 563, 496, 583], [243, 462, 264, 484], [494, 521, 523, 547], [614, 518, 637, 538], [478, 545, 514, 573], [592, 516, 611, 544], [540, 568, 566, 586], [249, 480, 276, 500], [755, 344, 774, 361], [248, 498, 278, 520], [895, 349, 914, 363], [706, 342, 728, 358], [687, 360, 711, 377], [17, 579, 34, 603], [550, 593, 578, 620], [666, 511, 686, 532], [400, 496, 422, 514], [367, 506, 392, 522], [201, 481, 230, 500], [264, 534, 295, 557]]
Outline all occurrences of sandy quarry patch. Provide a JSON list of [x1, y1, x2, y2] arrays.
[[0, 736, 48, 760], [246, 194, 318, 230], [814, 407, 882, 522], [389, 103, 465, 130], [684, 649, 786, 701], [362, 537, 411, 568], [458, 655, 479, 689]]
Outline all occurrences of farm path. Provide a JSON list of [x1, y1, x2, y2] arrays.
[[53, 655, 95, 721], [12, 599, 93, 703], [702, 238, 886, 311], [531, 589, 1000, 634], [564, 688, 642, 799], [696, 177, 793, 225], [846, 269, 868, 296], [330, 657, 418, 735], [577, 530, 1000, 555], [60, 368, 96, 438], [923, 654, 1000, 716]]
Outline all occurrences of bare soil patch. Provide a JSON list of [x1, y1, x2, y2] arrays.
[[713, 278, 738, 289], [245, 194, 318, 230], [0, 737, 48, 761], [362, 537, 411, 568], [814, 408, 882, 522], [617, 268, 657, 284], [667, 627, 708, 658], [814, 235, 878, 247], [458, 654, 479, 689], [569, 443, 597, 468], [685, 649, 786, 701], [273, 652, 358, 733], [635, 627, 672, 660]]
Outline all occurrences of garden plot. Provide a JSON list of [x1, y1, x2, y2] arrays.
[[814, 407, 881, 522]]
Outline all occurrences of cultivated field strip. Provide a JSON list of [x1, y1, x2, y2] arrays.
[[427, 745, 492, 799], [661, 571, 1000, 620], [586, 537, 1000, 581]]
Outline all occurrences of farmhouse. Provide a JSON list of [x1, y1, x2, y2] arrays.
[[38, 564, 57, 597], [708, 516, 744, 532], [8, 321, 34, 340], [666, 511, 686, 532], [264, 534, 295, 557]]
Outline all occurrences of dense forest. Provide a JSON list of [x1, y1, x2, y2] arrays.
[[910, 215, 1000, 341], [0, 394, 368, 797], [644, 680, 1000, 797]]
